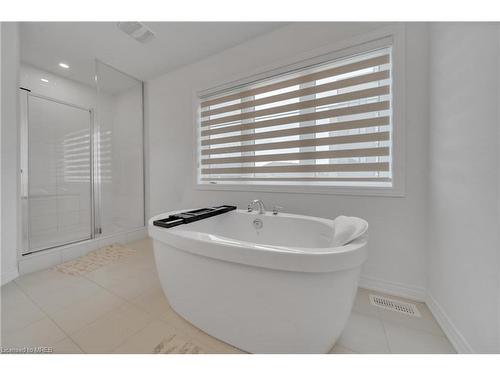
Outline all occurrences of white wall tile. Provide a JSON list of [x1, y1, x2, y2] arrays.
[[60, 242, 89, 262]]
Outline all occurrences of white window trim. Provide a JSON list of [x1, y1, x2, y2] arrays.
[[193, 24, 406, 197]]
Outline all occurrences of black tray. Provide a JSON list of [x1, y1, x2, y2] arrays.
[[153, 205, 237, 229]]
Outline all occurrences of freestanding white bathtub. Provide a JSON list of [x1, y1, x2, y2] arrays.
[[148, 208, 368, 354]]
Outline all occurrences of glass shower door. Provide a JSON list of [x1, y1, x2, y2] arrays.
[[23, 94, 93, 253], [95, 61, 145, 236]]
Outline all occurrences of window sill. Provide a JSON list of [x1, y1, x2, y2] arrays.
[[195, 182, 405, 197]]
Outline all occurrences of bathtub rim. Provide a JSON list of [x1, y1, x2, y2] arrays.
[[149, 209, 368, 273]]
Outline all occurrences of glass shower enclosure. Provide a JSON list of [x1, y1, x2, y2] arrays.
[[20, 60, 145, 255]]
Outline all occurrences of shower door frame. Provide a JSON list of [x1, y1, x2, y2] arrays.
[[19, 66, 146, 258], [19, 88, 98, 255]]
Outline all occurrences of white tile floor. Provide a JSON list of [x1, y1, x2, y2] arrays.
[[0, 238, 455, 354]]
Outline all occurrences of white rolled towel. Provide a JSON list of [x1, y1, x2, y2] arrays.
[[332, 215, 368, 246]]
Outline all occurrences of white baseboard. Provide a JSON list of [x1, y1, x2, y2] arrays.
[[426, 293, 474, 354], [1, 267, 19, 286], [359, 275, 426, 302]]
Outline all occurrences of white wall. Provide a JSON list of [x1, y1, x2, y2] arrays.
[[1, 22, 20, 285], [428, 23, 500, 353], [147, 22, 430, 299]]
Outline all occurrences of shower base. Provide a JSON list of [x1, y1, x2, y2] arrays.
[[17, 227, 148, 276]]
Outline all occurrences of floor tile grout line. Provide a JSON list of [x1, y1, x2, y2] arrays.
[[74, 256, 408, 355], [62, 294, 131, 339], [6, 239, 451, 354], [119, 287, 247, 354], [74, 240, 159, 305], [59, 299, 131, 339], [365, 292, 395, 353], [65, 263, 162, 352], [338, 308, 390, 354], [111, 317, 177, 354], [379, 315, 393, 354], [82, 307, 156, 354], [7, 240, 217, 354], [367, 294, 451, 348], [134, 295, 245, 354], [380, 319, 456, 354], [2, 315, 48, 341], [175, 322, 243, 354], [81, 268, 161, 309], [113, 321, 233, 354], [13, 267, 135, 353], [63, 299, 136, 353], [11, 278, 85, 352], [3, 281, 50, 337], [330, 344, 360, 354], [360, 290, 449, 339], [52, 335, 86, 354], [381, 318, 454, 341], [376, 305, 448, 338], [351, 307, 383, 321]]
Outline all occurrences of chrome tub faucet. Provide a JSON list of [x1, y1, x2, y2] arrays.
[[247, 199, 266, 214]]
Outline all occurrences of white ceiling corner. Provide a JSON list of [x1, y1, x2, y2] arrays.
[[20, 22, 288, 87]]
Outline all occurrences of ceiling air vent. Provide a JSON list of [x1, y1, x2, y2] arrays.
[[117, 22, 155, 44], [369, 294, 421, 317]]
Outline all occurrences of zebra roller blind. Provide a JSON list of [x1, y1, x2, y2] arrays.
[[198, 47, 392, 187]]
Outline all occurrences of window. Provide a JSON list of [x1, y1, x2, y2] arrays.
[[197, 45, 395, 193]]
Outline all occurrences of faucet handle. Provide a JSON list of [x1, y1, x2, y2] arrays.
[[272, 205, 283, 215]]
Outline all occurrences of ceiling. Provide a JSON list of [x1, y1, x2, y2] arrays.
[[20, 22, 287, 88]]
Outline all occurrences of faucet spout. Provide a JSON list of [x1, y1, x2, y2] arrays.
[[248, 199, 266, 214]]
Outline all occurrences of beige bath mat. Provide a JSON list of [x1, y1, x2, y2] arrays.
[[153, 334, 204, 354], [55, 243, 136, 276]]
